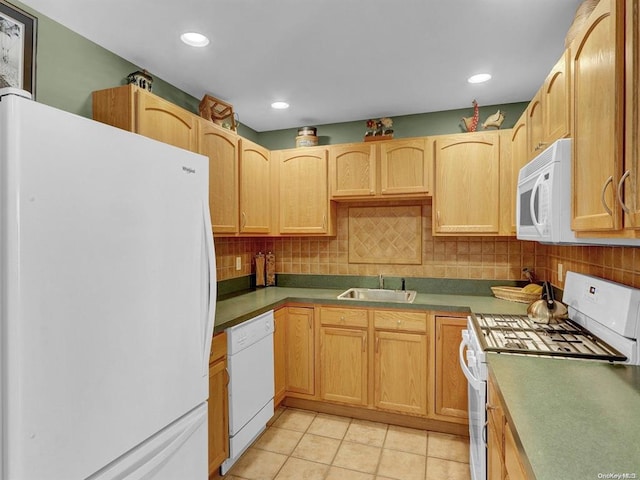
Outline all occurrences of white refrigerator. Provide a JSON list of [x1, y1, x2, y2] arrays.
[[0, 88, 216, 479]]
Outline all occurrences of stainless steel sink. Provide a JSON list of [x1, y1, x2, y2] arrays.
[[337, 288, 417, 303]]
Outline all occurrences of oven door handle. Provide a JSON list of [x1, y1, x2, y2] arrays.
[[459, 333, 484, 391]]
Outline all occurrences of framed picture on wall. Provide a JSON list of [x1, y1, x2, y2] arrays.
[[0, 0, 36, 95]]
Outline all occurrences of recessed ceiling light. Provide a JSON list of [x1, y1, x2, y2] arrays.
[[271, 101, 290, 110], [180, 32, 210, 47], [468, 73, 492, 84]]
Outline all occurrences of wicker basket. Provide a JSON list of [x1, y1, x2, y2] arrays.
[[491, 286, 541, 304]]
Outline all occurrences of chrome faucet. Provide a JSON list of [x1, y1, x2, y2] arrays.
[[378, 274, 384, 289]]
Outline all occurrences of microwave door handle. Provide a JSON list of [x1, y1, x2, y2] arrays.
[[530, 175, 545, 235]]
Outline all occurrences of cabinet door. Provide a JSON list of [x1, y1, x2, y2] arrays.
[[278, 148, 330, 234], [208, 359, 228, 474], [329, 143, 376, 198], [543, 50, 571, 145], [200, 122, 239, 234], [135, 89, 199, 151], [379, 138, 430, 195], [273, 308, 286, 406], [434, 317, 468, 422], [240, 139, 271, 233], [510, 113, 528, 234], [285, 307, 315, 396], [374, 330, 427, 416], [433, 132, 500, 234], [526, 88, 544, 159], [621, 0, 640, 228], [571, 0, 625, 232], [319, 327, 368, 406]]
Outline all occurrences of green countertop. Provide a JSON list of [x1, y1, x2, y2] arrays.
[[214, 286, 529, 332], [489, 353, 640, 480]]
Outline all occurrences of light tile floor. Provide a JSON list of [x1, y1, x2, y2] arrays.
[[222, 407, 471, 480]]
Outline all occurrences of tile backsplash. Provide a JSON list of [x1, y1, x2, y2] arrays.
[[215, 203, 537, 283], [213, 203, 640, 289]]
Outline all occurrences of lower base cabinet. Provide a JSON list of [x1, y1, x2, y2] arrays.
[[208, 332, 229, 476], [273, 305, 467, 434], [373, 310, 428, 416], [434, 316, 469, 422], [488, 374, 531, 480]]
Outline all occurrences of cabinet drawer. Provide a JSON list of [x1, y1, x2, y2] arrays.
[[374, 310, 427, 332], [320, 307, 368, 328], [210, 331, 227, 364]]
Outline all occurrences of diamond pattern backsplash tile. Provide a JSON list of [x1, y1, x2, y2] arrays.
[[348, 206, 422, 264]]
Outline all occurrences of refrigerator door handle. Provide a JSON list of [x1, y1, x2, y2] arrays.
[[202, 201, 216, 373]]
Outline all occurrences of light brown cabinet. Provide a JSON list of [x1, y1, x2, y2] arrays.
[[329, 138, 431, 200], [276, 147, 336, 235], [273, 308, 286, 406], [488, 374, 532, 480], [509, 112, 528, 234], [135, 89, 200, 151], [433, 131, 504, 235], [571, 0, 626, 233], [92, 85, 200, 152], [208, 332, 229, 476], [433, 316, 468, 423], [525, 50, 571, 160], [319, 307, 369, 406], [284, 306, 315, 396], [239, 139, 272, 234], [199, 121, 239, 234], [373, 310, 428, 416]]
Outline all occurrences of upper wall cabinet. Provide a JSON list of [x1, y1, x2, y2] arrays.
[[509, 112, 528, 234], [276, 147, 336, 235], [571, 0, 626, 232], [93, 85, 200, 152], [329, 138, 431, 200], [199, 121, 239, 234], [433, 131, 505, 235], [526, 50, 571, 160], [239, 139, 272, 234]]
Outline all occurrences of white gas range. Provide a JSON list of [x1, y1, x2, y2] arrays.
[[459, 271, 640, 480]]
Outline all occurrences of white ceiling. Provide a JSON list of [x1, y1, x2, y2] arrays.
[[21, 0, 582, 132]]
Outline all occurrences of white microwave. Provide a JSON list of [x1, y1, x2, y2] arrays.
[[516, 139, 578, 244], [516, 139, 640, 246]]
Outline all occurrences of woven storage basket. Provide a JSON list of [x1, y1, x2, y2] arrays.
[[491, 286, 541, 304], [565, 0, 600, 48]]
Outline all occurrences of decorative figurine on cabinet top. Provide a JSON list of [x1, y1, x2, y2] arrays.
[[364, 117, 393, 141], [482, 109, 506, 129], [461, 99, 479, 132], [126, 69, 153, 92]]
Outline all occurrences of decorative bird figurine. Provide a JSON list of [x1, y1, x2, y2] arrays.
[[482, 109, 506, 129], [461, 100, 479, 132]]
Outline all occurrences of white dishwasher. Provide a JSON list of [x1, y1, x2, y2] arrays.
[[220, 310, 275, 474]]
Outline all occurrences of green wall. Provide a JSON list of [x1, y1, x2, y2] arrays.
[[15, 1, 527, 149], [256, 101, 528, 150], [13, 0, 259, 142]]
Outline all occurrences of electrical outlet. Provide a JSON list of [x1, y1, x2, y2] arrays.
[[236, 256, 241, 271], [558, 263, 564, 281]]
